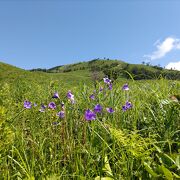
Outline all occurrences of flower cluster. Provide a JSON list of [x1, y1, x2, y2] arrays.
[[84, 104, 115, 121], [122, 101, 133, 111], [84, 82, 132, 120], [24, 81, 132, 123], [24, 91, 67, 122]]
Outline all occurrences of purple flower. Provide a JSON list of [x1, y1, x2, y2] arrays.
[[103, 77, 111, 85], [94, 104, 103, 113], [89, 94, 95, 100], [106, 107, 115, 113], [39, 104, 46, 112], [52, 92, 59, 98], [122, 101, 132, 111], [67, 90, 75, 103], [122, 105, 127, 111], [84, 109, 96, 121], [109, 83, 113, 90], [67, 90, 74, 99], [57, 111, 65, 118], [52, 122, 60, 126], [24, 101, 32, 109], [125, 101, 132, 109], [100, 87, 103, 92], [122, 83, 129, 91], [34, 103, 37, 107], [48, 102, 56, 109]]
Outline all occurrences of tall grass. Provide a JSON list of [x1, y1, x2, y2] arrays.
[[0, 78, 179, 179]]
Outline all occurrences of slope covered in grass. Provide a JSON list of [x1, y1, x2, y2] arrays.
[[0, 60, 180, 179], [0, 61, 93, 90], [0, 75, 179, 179], [30, 59, 180, 80]]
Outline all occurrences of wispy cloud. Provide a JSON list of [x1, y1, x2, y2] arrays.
[[165, 61, 180, 71], [144, 37, 180, 60]]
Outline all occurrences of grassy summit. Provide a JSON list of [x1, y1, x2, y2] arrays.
[[29, 59, 180, 80]]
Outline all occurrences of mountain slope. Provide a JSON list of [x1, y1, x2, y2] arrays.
[[1, 59, 180, 87], [0, 61, 92, 89], [31, 59, 180, 80]]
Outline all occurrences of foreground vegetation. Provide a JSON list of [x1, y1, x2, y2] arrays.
[[0, 61, 180, 179]]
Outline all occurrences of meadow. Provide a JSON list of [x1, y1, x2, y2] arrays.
[[0, 62, 180, 179]]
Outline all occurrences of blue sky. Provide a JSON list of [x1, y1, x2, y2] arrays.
[[0, 0, 180, 70]]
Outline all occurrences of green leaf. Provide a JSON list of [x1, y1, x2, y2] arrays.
[[161, 165, 173, 180], [144, 162, 158, 177], [173, 172, 180, 179], [102, 156, 113, 177], [163, 153, 180, 169]]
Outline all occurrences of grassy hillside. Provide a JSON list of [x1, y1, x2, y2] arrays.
[[0, 60, 180, 179], [0, 61, 92, 88], [30, 59, 180, 80], [1, 59, 180, 92]]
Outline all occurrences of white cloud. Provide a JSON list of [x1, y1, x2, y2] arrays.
[[144, 37, 180, 60], [165, 61, 180, 71], [176, 43, 180, 49]]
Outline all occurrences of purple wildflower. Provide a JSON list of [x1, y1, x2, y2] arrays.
[[57, 111, 65, 118], [122, 105, 127, 111], [67, 90, 75, 103], [94, 104, 103, 113], [41, 104, 46, 109], [48, 102, 56, 109], [100, 87, 103, 92], [89, 94, 95, 100], [106, 107, 115, 113], [125, 101, 132, 109], [84, 109, 96, 121], [39, 104, 46, 112], [122, 83, 129, 91], [34, 103, 37, 107], [24, 101, 32, 109], [52, 92, 59, 98], [67, 90, 74, 99], [109, 83, 113, 90], [103, 77, 111, 85], [122, 101, 132, 111]]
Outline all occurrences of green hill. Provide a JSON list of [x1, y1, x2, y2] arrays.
[[1, 59, 180, 88], [30, 59, 180, 80], [0, 61, 92, 90]]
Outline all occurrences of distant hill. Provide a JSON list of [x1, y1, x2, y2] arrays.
[[1, 60, 180, 86], [0, 61, 92, 88], [30, 59, 180, 80]]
